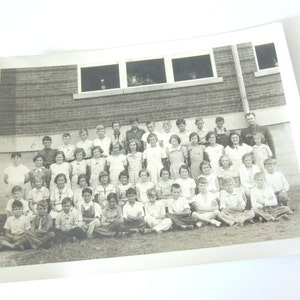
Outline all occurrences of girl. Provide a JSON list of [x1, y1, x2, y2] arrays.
[[29, 155, 50, 188], [116, 171, 133, 207], [49, 151, 72, 191], [143, 133, 167, 185], [106, 142, 127, 187], [198, 160, 219, 194], [87, 146, 106, 190], [175, 165, 196, 202], [94, 171, 116, 209], [126, 139, 143, 186], [204, 131, 224, 175], [217, 155, 240, 189], [252, 132, 273, 170], [70, 148, 88, 189], [94, 192, 123, 237], [167, 134, 188, 180], [239, 152, 260, 209], [136, 169, 155, 204], [73, 174, 90, 210], [214, 116, 230, 147], [187, 132, 206, 181], [50, 173, 73, 219], [157, 167, 173, 207], [224, 131, 253, 172]]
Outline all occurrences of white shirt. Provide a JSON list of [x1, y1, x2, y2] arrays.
[[191, 192, 219, 210], [250, 186, 277, 208], [265, 171, 289, 192], [219, 189, 245, 209], [4, 164, 29, 184], [76, 139, 94, 158], [6, 198, 29, 214], [145, 201, 166, 218], [239, 164, 260, 189], [168, 197, 190, 214], [93, 137, 111, 157], [123, 201, 144, 218], [142, 131, 163, 149], [175, 177, 196, 199], [58, 144, 76, 161], [4, 215, 31, 235]]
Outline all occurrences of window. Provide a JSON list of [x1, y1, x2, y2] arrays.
[[126, 59, 166, 87], [81, 64, 120, 92], [255, 43, 278, 70], [172, 55, 214, 82]]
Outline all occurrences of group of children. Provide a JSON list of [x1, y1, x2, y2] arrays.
[[0, 116, 294, 251]]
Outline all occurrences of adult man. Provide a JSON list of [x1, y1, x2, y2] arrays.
[[125, 118, 146, 152], [110, 121, 126, 152], [241, 112, 276, 158]]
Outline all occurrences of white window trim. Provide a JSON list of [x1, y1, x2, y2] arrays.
[[254, 67, 280, 77]]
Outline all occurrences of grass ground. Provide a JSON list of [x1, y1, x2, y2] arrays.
[[0, 186, 299, 268]]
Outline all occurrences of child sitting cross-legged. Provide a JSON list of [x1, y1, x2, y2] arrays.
[[144, 188, 172, 234], [190, 177, 221, 228], [166, 183, 198, 230], [218, 177, 255, 226], [251, 172, 293, 222], [0, 200, 31, 251], [54, 197, 86, 243], [94, 192, 123, 237]]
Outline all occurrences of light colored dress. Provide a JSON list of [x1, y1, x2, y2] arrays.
[[49, 162, 71, 191], [253, 144, 272, 170], [127, 152, 143, 185], [143, 146, 167, 185], [87, 157, 106, 189], [225, 144, 253, 172], [70, 160, 88, 188], [106, 154, 127, 186], [136, 181, 155, 204], [204, 144, 224, 175], [188, 144, 205, 181], [168, 146, 187, 180]]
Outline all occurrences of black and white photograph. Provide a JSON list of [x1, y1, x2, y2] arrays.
[[0, 21, 300, 281]]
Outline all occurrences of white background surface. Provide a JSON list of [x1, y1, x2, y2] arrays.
[[1, 1, 300, 298]]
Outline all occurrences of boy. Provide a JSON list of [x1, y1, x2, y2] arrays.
[[161, 120, 173, 151], [195, 117, 208, 145], [166, 183, 197, 230], [110, 121, 126, 153], [94, 124, 111, 157], [0, 200, 31, 250], [58, 133, 76, 162], [141, 121, 163, 149], [251, 172, 293, 221], [54, 197, 86, 242], [6, 185, 29, 217], [125, 118, 146, 153], [37, 136, 57, 169], [176, 119, 191, 147], [120, 188, 146, 234], [264, 158, 291, 206], [191, 177, 221, 227], [76, 128, 94, 159], [3, 152, 30, 199], [144, 188, 172, 233], [218, 177, 255, 226]]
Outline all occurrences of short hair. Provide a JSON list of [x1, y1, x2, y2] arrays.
[[245, 112, 256, 118], [160, 167, 170, 177], [37, 200, 48, 209], [111, 121, 120, 128], [79, 128, 88, 135], [222, 176, 235, 186], [118, 170, 129, 180], [12, 185, 22, 194], [128, 139, 139, 150], [107, 192, 118, 203], [195, 117, 204, 124], [74, 147, 86, 158], [42, 136, 52, 142], [54, 173, 67, 184], [61, 197, 72, 205], [179, 164, 189, 174], [146, 121, 155, 126], [263, 158, 276, 166], [215, 116, 225, 123], [169, 134, 181, 144], [55, 151, 66, 161], [109, 142, 122, 153], [205, 131, 216, 141], [189, 132, 200, 143], [11, 152, 21, 159], [146, 188, 157, 197], [33, 154, 44, 162], [196, 177, 208, 185], [163, 120, 171, 126], [199, 160, 211, 172], [77, 173, 89, 185], [92, 145, 104, 155], [139, 169, 150, 177], [242, 152, 255, 164], [228, 131, 242, 147], [12, 200, 23, 209], [32, 175, 43, 183], [82, 187, 93, 195], [96, 124, 105, 130], [129, 117, 139, 124], [147, 133, 158, 143], [62, 133, 71, 138], [253, 132, 266, 143], [176, 118, 186, 126], [218, 155, 233, 167], [99, 171, 109, 180], [171, 183, 181, 191], [126, 187, 136, 196], [254, 172, 265, 180]]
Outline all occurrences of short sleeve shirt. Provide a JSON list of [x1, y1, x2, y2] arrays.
[[6, 198, 29, 214], [168, 197, 190, 214], [122, 201, 144, 219], [4, 164, 29, 184], [4, 215, 31, 235]]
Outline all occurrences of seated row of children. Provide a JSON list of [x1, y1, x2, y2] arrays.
[[1, 166, 293, 251]]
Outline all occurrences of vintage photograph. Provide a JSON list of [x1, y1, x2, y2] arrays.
[[0, 23, 299, 279]]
